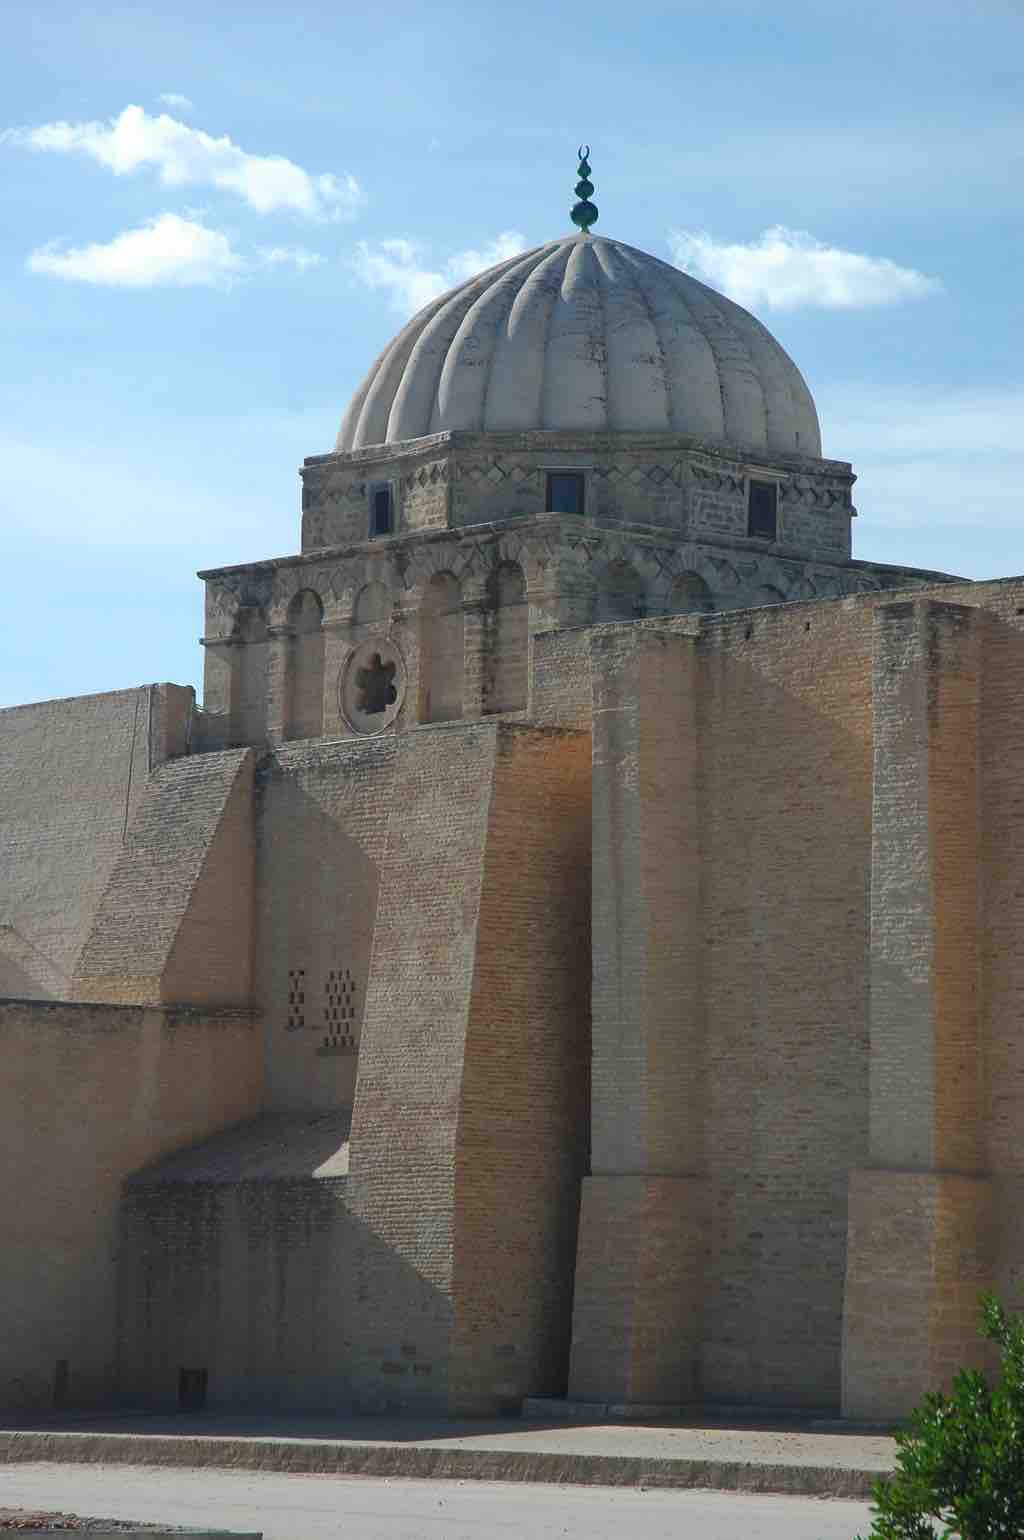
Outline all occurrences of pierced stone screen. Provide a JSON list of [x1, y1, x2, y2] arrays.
[[321, 967, 357, 1056]]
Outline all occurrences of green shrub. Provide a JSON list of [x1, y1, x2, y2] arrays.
[[859, 1294, 1024, 1539]]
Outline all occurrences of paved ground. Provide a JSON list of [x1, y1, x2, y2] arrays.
[[0, 1465, 875, 1539]]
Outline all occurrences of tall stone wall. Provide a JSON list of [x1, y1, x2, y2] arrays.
[[345, 721, 591, 1414], [343, 723, 500, 1412], [569, 626, 705, 1406], [0, 1000, 260, 1411], [566, 577, 1024, 1419], [0, 685, 193, 999], [451, 727, 591, 1412], [841, 590, 1024, 1417], [572, 597, 877, 1411], [697, 599, 876, 1410], [117, 1113, 350, 1412], [115, 721, 589, 1416], [975, 586, 1024, 1313], [255, 738, 396, 1112]]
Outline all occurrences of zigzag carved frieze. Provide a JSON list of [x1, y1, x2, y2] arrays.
[[458, 460, 539, 487], [402, 460, 450, 492], [691, 464, 744, 496], [589, 463, 680, 488]]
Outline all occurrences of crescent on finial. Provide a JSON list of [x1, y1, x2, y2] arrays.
[[571, 144, 598, 232]]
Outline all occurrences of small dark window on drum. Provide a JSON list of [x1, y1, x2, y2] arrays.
[[546, 471, 585, 516], [369, 482, 393, 537], [748, 480, 778, 540]]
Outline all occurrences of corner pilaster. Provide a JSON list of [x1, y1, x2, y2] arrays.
[[567, 625, 706, 1405], [842, 599, 991, 1419]]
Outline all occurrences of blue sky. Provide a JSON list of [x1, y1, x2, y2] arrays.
[[2, 0, 1022, 707]]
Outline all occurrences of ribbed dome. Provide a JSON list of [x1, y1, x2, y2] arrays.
[[337, 234, 821, 457]]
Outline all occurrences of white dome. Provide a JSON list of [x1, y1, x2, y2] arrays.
[[337, 234, 821, 457]]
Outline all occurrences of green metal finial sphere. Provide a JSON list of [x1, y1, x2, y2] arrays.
[[571, 143, 598, 232]]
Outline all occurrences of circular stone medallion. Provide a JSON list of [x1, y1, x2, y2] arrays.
[[340, 637, 407, 735]]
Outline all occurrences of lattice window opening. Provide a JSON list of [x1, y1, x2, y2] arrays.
[[287, 968, 306, 1031], [320, 966, 359, 1056], [356, 652, 398, 715]]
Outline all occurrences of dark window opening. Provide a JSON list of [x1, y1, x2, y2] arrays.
[[178, 1367, 208, 1411], [370, 483, 393, 537], [546, 471, 585, 516], [355, 652, 398, 715], [748, 480, 778, 540]]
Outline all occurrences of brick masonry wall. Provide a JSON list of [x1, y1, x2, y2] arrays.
[[121, 1182, 338, 1412], [965, 581, 1024, 1310], [569, 626, 705, 1405], [451, 726, 591, 1413], [865, 602, 983, 1172], [256, 737, 397, 1112], [531, 627, 592, 730], [14, 562, 1024, 1423], [0, 1000, 260, 1411], [0, 685, 192, 999], [692, 600, 875, 1408], [74, 749, 254, 1006], [118, 1114, 352, 1412], [844, 1171, 993, 1419], [841, 591, 1024, 1416], [343, 723, 499, 1412]]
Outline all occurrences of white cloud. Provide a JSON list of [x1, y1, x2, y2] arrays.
[[258, 245, 324, 272], [5, 104, 363, 221], [351, 231, 528, 316], [668, 226, 942, 311], [27, 213, 243, 288], [158, 92, 194, 112]]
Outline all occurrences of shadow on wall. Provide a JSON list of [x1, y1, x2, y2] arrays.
[[255, 751, 384, 1112], [0, 926, 68, 1000], [669, 572, 715, 615], [286, 590, 325, 742], [684, 616, 876, 1409], [420, 573, 464, 723], [595, 561, 647, 623], [117, 1125, 456, 1416]]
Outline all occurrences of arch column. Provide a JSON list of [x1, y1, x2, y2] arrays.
[[460, 576, 488, 720], [265, 624, 293, 746], [199, 635, 237, 723]]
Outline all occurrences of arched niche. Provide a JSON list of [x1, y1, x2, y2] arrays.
[[669, 572, 715, 615], [353, 581, 391, 631], [597, 561, 647, 623], [286, 589, 324, 742], [483, 561, 528, 715], [419, 572, 464, 724]]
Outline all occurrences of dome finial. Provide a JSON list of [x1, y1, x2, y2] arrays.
[[570, 144, 598, 233]]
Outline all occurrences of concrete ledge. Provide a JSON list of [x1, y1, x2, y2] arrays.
[[0, 1431, 885, 1500], [521, 1397, 859, 1424]]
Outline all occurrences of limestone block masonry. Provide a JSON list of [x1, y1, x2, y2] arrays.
[[4, 222, 1022, 1423]]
